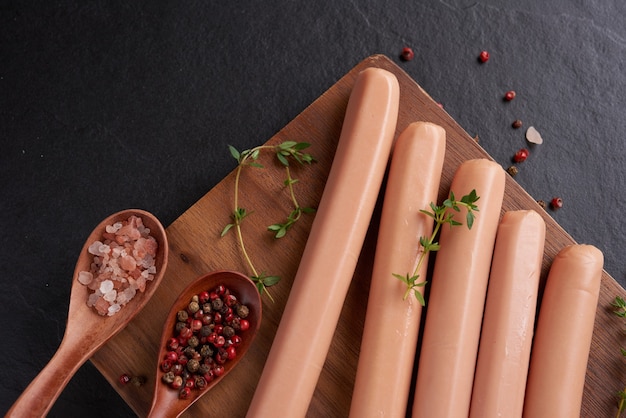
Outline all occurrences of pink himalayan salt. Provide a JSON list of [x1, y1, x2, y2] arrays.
[[79, 215, 158, 316]]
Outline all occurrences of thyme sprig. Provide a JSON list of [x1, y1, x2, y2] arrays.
[[611, 295, 626, 417], [221, 141, 315, 301], [394, 189, 480, 304]]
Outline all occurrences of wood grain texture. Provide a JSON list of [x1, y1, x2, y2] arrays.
[[90, 55, 625, 417]]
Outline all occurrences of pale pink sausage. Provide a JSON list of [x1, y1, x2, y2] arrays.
[[469, 210, 546, 418], [522, 244, 603, 418], [349, 122, 446, 418], [246, 67, 400, 417], [412, 158, 506, 418]]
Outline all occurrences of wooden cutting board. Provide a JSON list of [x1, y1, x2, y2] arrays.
[[91, 54, 626, 417]]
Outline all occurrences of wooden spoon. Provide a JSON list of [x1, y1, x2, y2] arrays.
[[6, 209, 169, 418], [147, 270, 262, 418]]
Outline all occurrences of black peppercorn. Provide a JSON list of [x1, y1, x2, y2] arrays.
[[236, 304, 249, 319], [223, 325, 235, 338], [506, 165, 519, 177], [198, 363, 211, 375], [211, 298, 224, 311], [200, 344, 214, 358], [177, 310, 188, 322], [175, 321, 187, 333], [187, 358, 200, 373], [230, 317, 241, 330], [131, 375, 146, 387], [202, 303, 212, 313], [200, 325, 213, 338], [195, 376, 208, 390], [188, 336, 200, 348], [184, 346, 197, 358], [188, 301, 200, 314]]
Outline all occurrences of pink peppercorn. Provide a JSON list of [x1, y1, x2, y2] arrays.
[[551, 197, 563, 210], [513, 148, 529, 163], [401, 47, 415, 61], [478, 50, 489, 63], [504, 90, 516, 101]]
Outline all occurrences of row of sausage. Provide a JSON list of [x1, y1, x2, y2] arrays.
[[245, 67, 603, 417]]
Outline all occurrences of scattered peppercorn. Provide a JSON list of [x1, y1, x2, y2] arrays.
[[512, 119, 523, 129], [504, 90, 516, 101], [551, 197, 563, 210], [119, 373, 131, 385], [513, 148, 529, 163], [506, 165, 519, 177], [473, 135, 480, 143], [401, 47, 414, 61], [478, 50, 490, 63], [130, 375, 146, 387]]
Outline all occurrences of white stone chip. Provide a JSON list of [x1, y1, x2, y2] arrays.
[[526, 126, 543, 144]]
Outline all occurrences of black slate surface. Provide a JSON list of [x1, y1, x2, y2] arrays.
[[2, 1, 625, 416]]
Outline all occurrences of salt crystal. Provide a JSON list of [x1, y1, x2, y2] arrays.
[[526, 126, 543, 145], [116, 292, 128, 305], [98, 244, 111, 255], [104, 289, 117, 303], [108, 304, 121, 316], [78, 271, 93, 285], [100, 279, 114, 294], [87, 293, 99, 307], [88, 241, 103, 255], [106, 222, 123, 233]]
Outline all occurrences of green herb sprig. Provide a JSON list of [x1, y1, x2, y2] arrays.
[[394, 189, 479, 304], [611, 295, 626, 417], [221, 141, 315, 301]]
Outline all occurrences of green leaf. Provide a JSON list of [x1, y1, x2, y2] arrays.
[[466, 212, 475, 230], [279, 140, 298, 150], [261, 275, 281, 287], [392, 272, 409, 284], [424, 242, 441, 252], [255, 282, 265, 295], [228, 145, 241, 162], [221, 223, 234, 236], [414, 290, 426, 306], [276, 152, 289, 166]]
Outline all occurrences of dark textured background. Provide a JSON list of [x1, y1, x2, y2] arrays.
[[2, 1, 625, 416]]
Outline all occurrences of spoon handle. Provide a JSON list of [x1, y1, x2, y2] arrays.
[[6, 338, 88, 418]]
